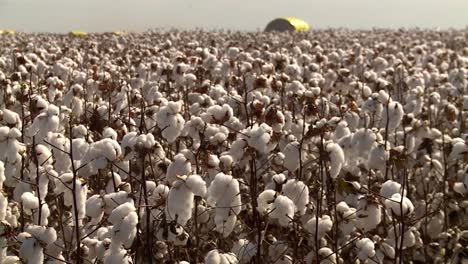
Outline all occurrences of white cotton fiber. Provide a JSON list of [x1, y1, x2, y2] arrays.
[[86, 194, 104, 218], [21, 192, 39, 210], [379, 180, 403, 199], [327, 142, 344, 178], [304, 215, 333, 240], [166, 181, 195, 226], [356, 238, 375, 260], [108, 202, 136, 225], [207, 173, 241, 237], [356, 197, 381, 232], [283, 142, 300, 172], [185, 174, 207, 197], [384, 193, 414, 216], [282, 180, 309, 215]]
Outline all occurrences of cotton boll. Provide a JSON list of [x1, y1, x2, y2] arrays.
[[185, 174, 207, 197], [108, 202, 136, 225], [207, 173, 242, 237], [21, 192, 39, 210], [351, 128, 376, 158], [327, 142, 344, 178], [112, 211, 138, 248], [268, 195, 295, 227], [283, 142, 300, 172], [380, 180, 403, 199], [386, 225, 417, 249], [204, 249, 238, 264], [304, 215, 333, 240], [282, 180, 309, 215], [231, 239, 256, 264], [103, 246, 129, 264], [356, 238, 375, 260], [367, 143, 389, 171], [166, 181, 195, 226], [156, 101, 185, 143], [19, 237, 44, 264], [244, 123, 272, 154], [103, 191, 133, 214], [318, 247, 337, 264], [356, 196, 382, 232], [380, 101, 404, 132], [385, 193, 414, 216], [86, 195, 105, 221], [166, 153, 191, 185], [102, 127, 118, 140]]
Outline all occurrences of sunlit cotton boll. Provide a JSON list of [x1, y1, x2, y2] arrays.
[[282, 179, 309, 215], [156, 101, 185, 143], [304, 215, 333, 240], [207, 173, 241, 237], [356, 238, 376, 260], [384, 193, 414, 216], [326, 142, 345, 178], [204, 249, 238, 264]]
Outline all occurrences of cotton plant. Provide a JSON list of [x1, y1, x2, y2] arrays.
[[257, 189, 295, 227]]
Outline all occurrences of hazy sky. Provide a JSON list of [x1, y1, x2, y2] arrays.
[[0, 0, 467, 32]]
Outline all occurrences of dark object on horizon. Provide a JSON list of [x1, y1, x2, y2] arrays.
[[265, 17, 310, 32]]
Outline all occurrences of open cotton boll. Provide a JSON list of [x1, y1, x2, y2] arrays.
[[112, 211, 138, 248], [102, 127, 118, 140], [156, 101, 185, 143], [185, 174, 207, 197], [282, 180, 309, 215], [244, 123, 272, 154], [166, 180, 195, 226], [386, 225, 417, 249], [351, 128, 376, 158], [356, 196, 382, 232], [367, 143, 389, 171], [108, 202, 136, 225], [380, 180, 403, 199], [204, 249, 238, 264], [268, 195, 295, 227], [304, 215, 333, 240], [19, 236, 43, 264], [21, 192, 39, 210], [315, 247, 337, 264], [327, 142, 344, 178], [166, 153, 191, 185], [103, 191, 133, 214], [231, 239, 256, 264], [204, 104, 233, 124], [283, 142, 300, 172], [103, 246, 129, 264], [385, 193, 414, 216], [86, 194, 105, 219], [207, 173, 241, 237], [380, 101, 404, 132], [356, 238, 376, 260]]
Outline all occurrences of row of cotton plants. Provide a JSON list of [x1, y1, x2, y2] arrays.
[[0, 28, 466, 264]]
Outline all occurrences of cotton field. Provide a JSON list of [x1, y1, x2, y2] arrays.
[[0, 29, 467, 264]]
